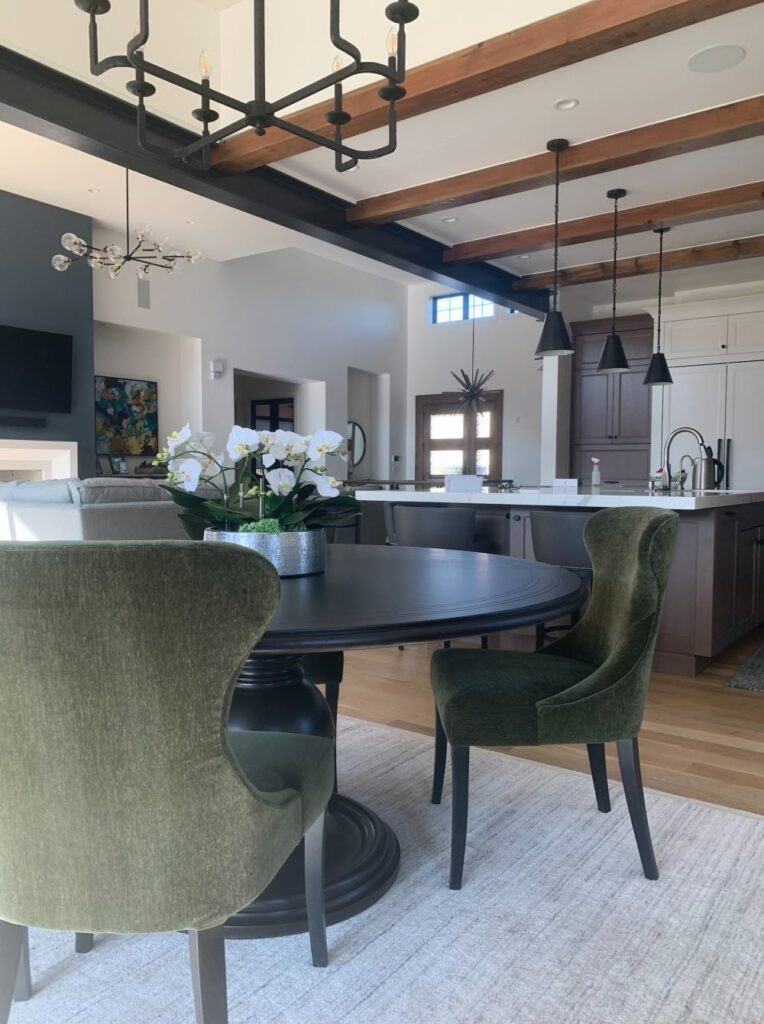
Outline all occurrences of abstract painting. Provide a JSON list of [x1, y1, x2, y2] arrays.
[[95, 376, 159, 456]]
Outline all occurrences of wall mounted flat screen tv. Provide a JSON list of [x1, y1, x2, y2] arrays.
[[0, 325, 73, 413]]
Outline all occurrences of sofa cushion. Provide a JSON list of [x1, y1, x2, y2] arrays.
[[0, 480, 76, 504], [69, 478, 171, 506]]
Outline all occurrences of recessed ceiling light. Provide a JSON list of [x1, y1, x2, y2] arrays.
[[186, 219, 196, 225], [554, 97, 579, 111], [688, 44, 746, 73], [442, 216, 459, 224], [519, 254, 531, 260], [87, 187, 101, 194]]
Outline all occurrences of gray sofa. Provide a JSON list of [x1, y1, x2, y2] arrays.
[[0, 478, 186, 541]]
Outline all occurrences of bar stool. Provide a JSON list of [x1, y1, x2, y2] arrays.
[[530, 510, 593, 649]]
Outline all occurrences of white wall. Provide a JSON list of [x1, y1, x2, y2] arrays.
[[94, 322, 202, 468], [406, 283, 544, 483], [93, 243, 407, 479]]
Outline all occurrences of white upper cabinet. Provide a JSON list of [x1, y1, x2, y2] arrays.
[[728, 311, 764, 356], [659, 363, 728, 476], [662, 317, 728, 359]]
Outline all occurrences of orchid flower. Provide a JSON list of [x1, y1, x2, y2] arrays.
[[302, 468, 340, 498], [171, 458, 202, 492], [167, 424, 191, 457], [227, 425, 261, 462], [308, 429, 345, 462], [265, 467, 297, 496]]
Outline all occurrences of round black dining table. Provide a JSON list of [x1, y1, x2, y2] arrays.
[[225, 544, 587, 939]]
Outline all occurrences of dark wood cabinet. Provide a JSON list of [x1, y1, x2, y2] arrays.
[[736, 524, 764, 635], [713, 511, 739, 651], [570, 315, 653, 485]]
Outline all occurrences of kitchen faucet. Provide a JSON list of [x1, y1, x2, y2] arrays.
[[662, 427, 707, 490]]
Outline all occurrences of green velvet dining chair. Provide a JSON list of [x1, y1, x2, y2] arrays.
[[0, 541, 335, 1024], [429, 507, 678, 890]]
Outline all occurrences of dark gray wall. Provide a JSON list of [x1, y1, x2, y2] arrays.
[[0, 189, 94, 475]]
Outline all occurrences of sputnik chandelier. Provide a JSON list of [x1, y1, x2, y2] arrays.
[[52, 169, 202, 280], [73, 0, 420, 172], [449, 318, 495, 411]]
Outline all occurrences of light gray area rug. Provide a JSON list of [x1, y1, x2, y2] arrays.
[[13, 719, 764, 1024], [728, 643, 764, 691]]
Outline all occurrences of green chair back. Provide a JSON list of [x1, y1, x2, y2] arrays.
[[0, 541, 302, 936], [537, 507, 678, 743]]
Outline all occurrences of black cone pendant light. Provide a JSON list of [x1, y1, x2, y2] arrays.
[[597, 188, 630, 373], [535, 139, 574, 358], [643, 227, 674, 386]]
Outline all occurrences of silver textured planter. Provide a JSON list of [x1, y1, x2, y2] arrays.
[[204, 527, 327, 577]]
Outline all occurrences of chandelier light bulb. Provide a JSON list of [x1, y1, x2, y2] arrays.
[[61, 232, 86, 255], [137, 264, 151, 281], [107, 266, 121, 280], [51, 254, 71, 273], [189, 251, 204, 264], [332, 53, 344, 73], [199, 49, 212, 82], [105, 243, 124, 259], [386, 27, 398, 59]]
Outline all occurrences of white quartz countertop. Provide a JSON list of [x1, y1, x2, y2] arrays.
[[356, 487, 764, 511]]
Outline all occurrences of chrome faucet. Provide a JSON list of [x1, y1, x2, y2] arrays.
[[662, 427, 707, 490]]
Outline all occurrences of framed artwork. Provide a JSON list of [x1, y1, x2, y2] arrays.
[[95, 376, 159, 456]]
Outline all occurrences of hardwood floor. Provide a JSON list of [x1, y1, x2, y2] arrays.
[[341, 625, 764, 815]]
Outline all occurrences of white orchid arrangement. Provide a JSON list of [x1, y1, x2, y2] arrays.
[[155, 424, 360, 538]]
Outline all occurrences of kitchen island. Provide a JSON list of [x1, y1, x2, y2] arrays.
[[357, 486, 764, 676]]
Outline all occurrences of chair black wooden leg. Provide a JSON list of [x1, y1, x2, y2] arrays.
[[442, 640, 451, 649], [304, 810, 328, 968], [449, 746, 470, 890], [12, 925, 31, 1003], [432, 707, 447, 804], [189, 926, 228, 1024], [617, 737, 659, 880], [480, 635, 489, 649], [535, 623, 545, 650], [587, 743, 611, 813], [75, 932, 94, 954], [0, 920, 25, 1024], [325, 683, 340, 793]]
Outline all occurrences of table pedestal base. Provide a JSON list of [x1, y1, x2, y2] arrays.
[[225, 650, 400, 938]]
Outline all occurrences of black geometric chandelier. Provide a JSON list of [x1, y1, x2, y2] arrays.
[[535, 139, 574, 358], [73, 0, 420, 172]]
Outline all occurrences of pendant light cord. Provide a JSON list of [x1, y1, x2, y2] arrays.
[[471, 317, 476, 376], [125, 167, 130, 253], [552, 148, 561, 313], [611, 194, 619, 335], [656, 228, 666, 354]]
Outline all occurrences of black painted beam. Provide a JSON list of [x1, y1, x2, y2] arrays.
[[0, 48, 548, 316]]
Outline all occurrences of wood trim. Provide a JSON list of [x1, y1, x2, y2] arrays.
[[211, 0, 761, 173], [514, 235, 764, 290], [445, 181, 764, 263], [571, 314, 655, 338], [347, 96, 764, 225]]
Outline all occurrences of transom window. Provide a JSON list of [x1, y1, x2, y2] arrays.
[[430, 293, 495, 324]]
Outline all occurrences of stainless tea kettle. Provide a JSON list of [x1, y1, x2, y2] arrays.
[[664, 427, 725, 492]]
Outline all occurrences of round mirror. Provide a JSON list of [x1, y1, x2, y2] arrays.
[[347, 421, 367, 469]]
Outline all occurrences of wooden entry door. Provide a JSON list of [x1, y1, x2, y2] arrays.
[[415, 391, 503, 481]]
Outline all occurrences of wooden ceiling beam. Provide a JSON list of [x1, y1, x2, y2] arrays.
[[347, 95, 764, 226], [444, 181, 764, 263], [513, 235, 764, 289], [211, 0, 762, 174]]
